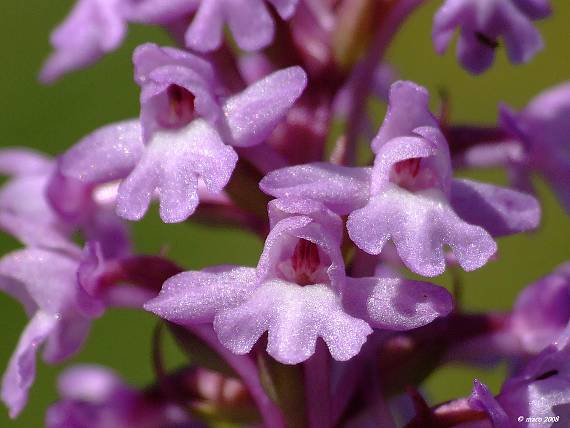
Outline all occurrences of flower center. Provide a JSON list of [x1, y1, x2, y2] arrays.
[[390, 157, 422, 191], [278, 239, 328, 286], [291, 239, 321, 285], [164, 84, 196, 128], [475, 32, 499, 49]]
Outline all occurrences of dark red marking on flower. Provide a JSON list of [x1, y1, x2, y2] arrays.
[[475, 32, 499, 49], [391, 157, 423, 190], [167, 84, 196, 126], [291, 239, 321, 286], [96, 256, 183, 295], [394, 157, 421, 177], [535, 370, 559, 381]]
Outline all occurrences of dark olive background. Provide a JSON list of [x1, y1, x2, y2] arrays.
[[0, 1, 569, 426]]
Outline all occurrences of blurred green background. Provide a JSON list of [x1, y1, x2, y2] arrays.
[[0, 1, 569, 426]]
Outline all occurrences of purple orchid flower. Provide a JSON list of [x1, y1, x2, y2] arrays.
[[41, 0, 301, 84], [12, 0, 570, 425], [46, 365, 203, 428], [0, 245, 91, 418], [433, 0, 551, 74], [508, 263, 570, 356], [0, 149, 73, 252], [122, 0, 300, 52], [436, 263, 570, 369], [261, 81, 540, 277], [405, 323, 570, 427], [40, 0, 127, 83], [470, 324, 570, 428], [0, 236, 164, 418], [500, 82, 570, 214], [0, 149, 130, 259], [145, 197, 452, 364], [60, 44, 307, 224], [180, 0, 300, 53]]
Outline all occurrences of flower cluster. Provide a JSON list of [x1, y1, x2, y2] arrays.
[[1, 0, 568, 427]]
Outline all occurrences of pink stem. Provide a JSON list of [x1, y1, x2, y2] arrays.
[[304, 340, 332, 428], [345, 0, 426, 165], [237, 145, 290, 174], [331, 358, 363, 425]]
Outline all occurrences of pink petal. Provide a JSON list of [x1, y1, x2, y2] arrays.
[[0, 212, 76, 254], [469, 380, 510, 427], [371, 81, 438, 153], [0, 149, 52, 176], [60, 120, 144, 184], [223, 67, 307, 147], [133, 43, 215, 86], [457, 30, 495, 75], [267, 197, 343, 239], [370, 134, 441, 194], [1, 312, 58, 418], [498, 0, 543, 64], [343, 276, 453, 330], [0, 248, 80, 314], [184, 0, 225, 52], [450, 178, 540, 237], [260, 162, 371, 215], [224, 0, 275, 51], [268, 0, 300, 19], [40, 0, 126, 83], [42, 314, 91, 364], [56, 365, 124, 400], [432, 0, 468, 54], [144, 266, 256, 324], [122, 0, 198, 23]]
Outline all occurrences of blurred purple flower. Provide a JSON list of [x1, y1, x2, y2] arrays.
[[181, 0, 300, 53], [123, 0, 299, 52], [0, 246, 91, 417], [40, 0, 127, 83], [261, 81, 540, 276], [0, 149, 130, 258], [510, 262, 570, 355], [41, 0, 300, 82], [0, 236, 164, 418], [470, 325, 570, 427], [433, 0, 550, 74], [0, 149, 73, 252], [500, 82, 570, 214], [440, 263, 570, 369], [46, 365, 201, 428]]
